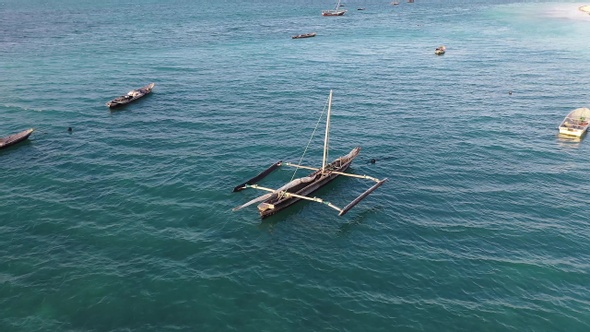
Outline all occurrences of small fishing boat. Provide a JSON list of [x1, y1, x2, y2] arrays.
[[106, 83, 155, 108], [0, 128, 34, 150], [558, 107, 590, 137], [292, 32, 316, 39], [233, 90, 387, 219], [322, 0, 347, 16], [435, 45, 446, 55]]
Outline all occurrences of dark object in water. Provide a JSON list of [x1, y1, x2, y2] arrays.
[[106, 83, 155, 108], [370, 158, 376, 164], [0, 128, 34, 150], [67, 127, 73, 132], [292, 32, 317, 39]]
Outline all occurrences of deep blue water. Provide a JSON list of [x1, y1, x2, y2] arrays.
[[1, 0, 590, 331]]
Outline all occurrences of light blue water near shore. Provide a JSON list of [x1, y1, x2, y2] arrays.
[[1, 0, 590, 331]]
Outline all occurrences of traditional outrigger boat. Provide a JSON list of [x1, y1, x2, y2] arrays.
[[0, 128, 34, 150], [292, 32, 317, 39], [232, 90, 387, 219], [558, 107, 590, 137], [106, 83, 155, 108]]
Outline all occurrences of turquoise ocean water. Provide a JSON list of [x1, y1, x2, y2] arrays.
[[1, 0, 590, 330]]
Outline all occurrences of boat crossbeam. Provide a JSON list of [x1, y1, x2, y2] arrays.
[[284, 162, 381, 182], [246, 184, 343, 213]]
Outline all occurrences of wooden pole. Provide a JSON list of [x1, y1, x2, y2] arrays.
[[322, 90, 332, 173], [338, 178, 388, 216]]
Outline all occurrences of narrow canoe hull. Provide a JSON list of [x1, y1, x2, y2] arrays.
[[0, 128, 34, 150], [292, 33, 316, 39], [258, 147, 360, 219], [106, 83, 155, 108]]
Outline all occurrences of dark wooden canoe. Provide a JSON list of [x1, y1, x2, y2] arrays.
[[292, 32, 317, 39], [106, 83, 155, 108], [0, 128, 34, 150]]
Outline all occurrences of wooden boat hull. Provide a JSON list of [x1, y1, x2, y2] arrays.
[[559, 127, 588, 137], [106, 83, 155, 108], [322, 10, 346, 16], [0, 128, 34, 150], [559, 107, 590, 137], [292, 33, 316, 39], [258, 147, 360, 219]]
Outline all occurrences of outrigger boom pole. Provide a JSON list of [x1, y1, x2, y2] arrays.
[[246, 184, 343, 213]]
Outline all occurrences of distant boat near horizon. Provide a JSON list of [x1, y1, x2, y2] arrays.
[[322, 0, 347, 16], [292, 32, 317, 39]]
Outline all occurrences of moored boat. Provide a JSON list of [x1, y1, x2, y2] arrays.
[[106, 83, 155, 108], [558, 107, 590, 137], [233, 90, 387, 219], [292, 32, 316, 39], [435, 45, 446, 55], [322, 0, 347, 16], [0, 128, 34, 150]]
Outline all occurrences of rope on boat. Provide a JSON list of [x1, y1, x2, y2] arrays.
[[288, 94, 331, 183]]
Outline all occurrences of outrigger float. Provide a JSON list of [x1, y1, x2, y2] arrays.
[[232, 90, 387, 219]]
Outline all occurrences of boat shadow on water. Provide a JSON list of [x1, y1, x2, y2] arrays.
[[337, 206, 386, 234]]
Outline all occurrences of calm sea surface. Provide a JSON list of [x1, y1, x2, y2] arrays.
[[1, 0, 590, 331]]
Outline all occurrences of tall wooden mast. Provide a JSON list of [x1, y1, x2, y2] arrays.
[[322, 90, 333, 173]]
